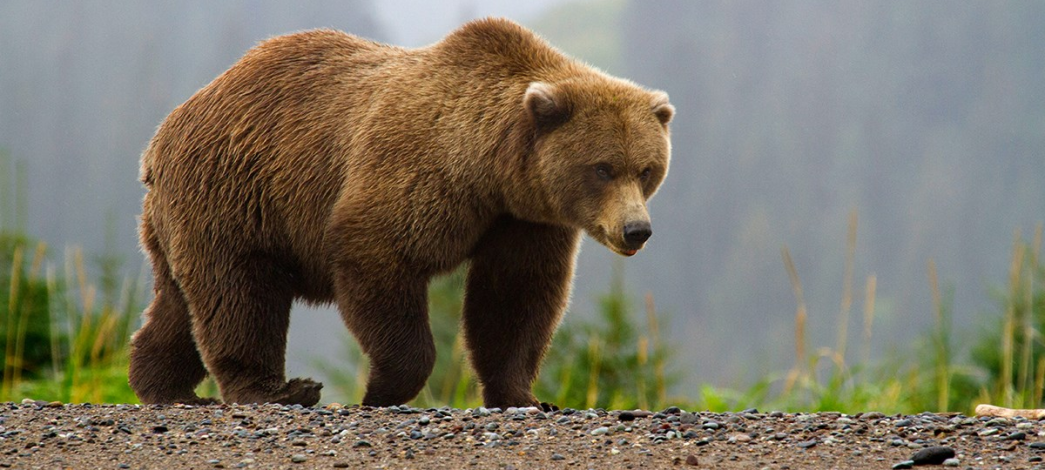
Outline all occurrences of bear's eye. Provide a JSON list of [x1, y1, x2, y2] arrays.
[[594, 164, 613, 181], [640, 168, 652, 181]]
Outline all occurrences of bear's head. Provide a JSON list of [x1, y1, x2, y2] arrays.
[[522, 79, 673, 256]]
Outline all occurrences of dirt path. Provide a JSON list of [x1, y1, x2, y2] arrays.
[[0, 400, 1040, 469]]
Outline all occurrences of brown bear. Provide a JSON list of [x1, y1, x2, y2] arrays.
[[128, 17, 673, 408]]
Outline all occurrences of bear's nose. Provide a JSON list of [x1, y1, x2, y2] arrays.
[[623, 221, 652, 246]]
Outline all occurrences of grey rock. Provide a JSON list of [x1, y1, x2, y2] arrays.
[[910, 446, 955, 465]]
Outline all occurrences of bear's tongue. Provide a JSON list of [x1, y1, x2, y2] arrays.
[[624, 249, 637, 256]]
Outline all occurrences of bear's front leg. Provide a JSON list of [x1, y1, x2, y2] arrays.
[[463, 217, 580, 409], [334, 261, 437, 406]]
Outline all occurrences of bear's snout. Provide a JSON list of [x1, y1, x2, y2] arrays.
[[623, 221, 652, 247]]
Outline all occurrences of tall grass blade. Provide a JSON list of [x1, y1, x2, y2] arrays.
[[4, 245, 24, 398], [781, 245, 807, 392], [861, 274, 877, 367], [837, 210, 857, 363], [927, 258, 949, 411], [1001, 231, 1024, 407], [645, 292, 666, 408]]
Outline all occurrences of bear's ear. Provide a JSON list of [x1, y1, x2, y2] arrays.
[[651, 91, 674, 126], [524, 82, 571, 130]]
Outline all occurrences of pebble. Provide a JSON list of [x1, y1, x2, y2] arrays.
[[679, 412, 699, 424], [551, 453, 565, 461], [910, 446, 955, 465], [685, 454, 699, 466], [590, 427, 609, 436], [796, 439, 817, 449], [942, 458, 960, 467], [290, 454, 307, 463], [892, 460, 915, 469]]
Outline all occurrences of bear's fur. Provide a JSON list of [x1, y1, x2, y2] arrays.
[[129, 18, 673, 408]]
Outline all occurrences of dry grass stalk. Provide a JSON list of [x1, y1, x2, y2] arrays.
[[927, 258, 948, 411], [1002, 231, 1025, 407], [861, 275, 877, 366], [780, 246, 807, 393], [837, 210, 857, 361], [645, 292, 666, 407]]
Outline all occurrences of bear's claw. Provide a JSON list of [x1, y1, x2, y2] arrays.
[[270, 378, 323, 407]]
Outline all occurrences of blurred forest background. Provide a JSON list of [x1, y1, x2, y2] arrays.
[[1, 0, 1043, 408]]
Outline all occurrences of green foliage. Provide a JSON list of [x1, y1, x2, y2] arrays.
[[690, 221, 1044, 416], [1, 234, 54, 381], [0, 154, 143, 404], [536, 261, 677, 410], [970, 230, 1045, 408]]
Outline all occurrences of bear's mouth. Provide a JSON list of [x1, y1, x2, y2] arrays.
[[588, 226, 642, 257]]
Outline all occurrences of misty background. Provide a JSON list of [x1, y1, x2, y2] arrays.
[[0, 0, 1042, 398]]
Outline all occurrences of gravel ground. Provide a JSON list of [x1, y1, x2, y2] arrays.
[[2, 400, 1044, 469]]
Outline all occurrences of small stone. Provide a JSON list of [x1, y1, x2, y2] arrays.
[[619, 412, 636, 422], [590, 427, 609, 436], [352, 440, 371, 448], [1030, 456, 1044, 463], [551, 453, 565, 461], [680, 412, 699, 424], [685, 454, 699, 466], [942, 458, 960, 467], [1029, 442, 1045, 450], [910, 446, 955, 465], [333, 463, 349, 468], [741, 408, 759, 414], [892, 461, 914, 469], [290, 454, 307, 463], [662, 406, 682, 415], [152, 425, 168, 433], [702, 422, 720, 430], [796, 439, 817, 449], [894, 419, 913, 427], [1008, 431, 1027, 440]]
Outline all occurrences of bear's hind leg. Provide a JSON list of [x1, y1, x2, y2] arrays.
[[335, 266, 435, 406], [182, 257, 322, 406], [129, 225, 213, 405], [463, 218, 580, 409]]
